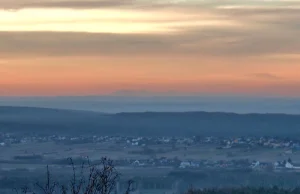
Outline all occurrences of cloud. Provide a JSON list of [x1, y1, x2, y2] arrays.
[[2, 0, 300, 11], [1, 0, 300, 97], [0, 0, 300, 58], [24, 0, 131, 9], [0, 7, 241, 34], [0, 0, 212, 10], [0, 25, 300, 58], [249, 73, 282, 80], [0, 0, 131, 10], [0, 32, 175, 56], [264, 54, 300, 60]]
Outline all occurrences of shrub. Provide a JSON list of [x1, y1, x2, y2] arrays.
[[15, 157, 135, 194]]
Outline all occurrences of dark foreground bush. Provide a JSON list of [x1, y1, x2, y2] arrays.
[[16, 157, 300, 194], [186, 186, 300, 194], [16, 157, 134, 194]]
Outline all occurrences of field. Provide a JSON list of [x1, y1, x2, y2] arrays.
[[1, 141, 300, 169], [2, 107, 300, 192], [2, 140, 300, 193]]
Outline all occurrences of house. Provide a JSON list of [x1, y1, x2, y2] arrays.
[[179, 161, 200, 168], [285, 161, 294, 168], [274, 159, 300, 170], [179, 161, 191, 168], [250, 161, 260, 168], [132, 160, 145, 167], [190, 161, 200, 168], [132, 142, 139, 146], [285, 159, 300, 169]]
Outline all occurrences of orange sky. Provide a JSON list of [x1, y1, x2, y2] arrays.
[[0, 0, 300, 96], [1, 55, 299, 96]]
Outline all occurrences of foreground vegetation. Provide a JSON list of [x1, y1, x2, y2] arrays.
[[187, 187, 300, 194], [15, 157, 134, 194], [13, 157, 300, 194]]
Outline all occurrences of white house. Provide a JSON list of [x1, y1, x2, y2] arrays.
[[179, 161, 191, 168], [285, 161, 293, 169], [285, 161, 300, 169], [179, 161, 199, 168], [250, 161, 260, 168], [132, 160, 145, 166]]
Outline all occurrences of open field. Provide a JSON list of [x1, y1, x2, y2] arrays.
[[2, 107, 300, 192], [1, 136, 300, 193], [1, 141, 300, 167]]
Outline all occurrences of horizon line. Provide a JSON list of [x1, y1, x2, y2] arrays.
[[0, 105, 299, 116], [0, 94, 299, 99]]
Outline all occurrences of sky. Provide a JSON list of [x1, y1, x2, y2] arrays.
[[0, 0, 300, 97]]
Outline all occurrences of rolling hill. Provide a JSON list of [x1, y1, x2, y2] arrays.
[[0, 106, 300, 137]]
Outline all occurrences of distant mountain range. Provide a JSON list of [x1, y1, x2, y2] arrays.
[[1, 96, 300, 114], [0, 106, 300, 137]]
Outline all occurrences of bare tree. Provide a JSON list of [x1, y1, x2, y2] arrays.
[[15, 157, 135, 194], [35, 165, 59, 194], [124, 180, 135, 194], [14, 186, 31, 194]]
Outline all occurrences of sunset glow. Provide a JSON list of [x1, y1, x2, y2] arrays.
[[1, 0, 300, 96]]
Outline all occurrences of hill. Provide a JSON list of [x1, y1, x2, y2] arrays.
[[0, 106, 300, 137]]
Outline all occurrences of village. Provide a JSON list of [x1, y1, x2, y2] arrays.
[[1, 133, 300, 150], [1, 132, 300, 173]]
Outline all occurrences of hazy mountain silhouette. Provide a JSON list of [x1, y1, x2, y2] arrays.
[[1, 96, 300, 114], [1, 106, 300, 137]]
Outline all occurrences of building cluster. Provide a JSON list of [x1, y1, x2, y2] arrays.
[[217, 136, 300, 151], [2, 132, 300, 173], [1, 133, 300, 151], [123, 157, 300, 173], [110, 158, 252, 170], [113, 157, 300, 173]]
